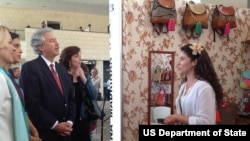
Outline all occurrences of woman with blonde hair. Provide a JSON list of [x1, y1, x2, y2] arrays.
[[0, 25, 29, 141]]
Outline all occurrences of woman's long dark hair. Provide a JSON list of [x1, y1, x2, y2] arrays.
[[181, 43, 223, 108]]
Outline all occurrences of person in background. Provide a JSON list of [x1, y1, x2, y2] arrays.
[[81, 62, 90, 73], [90, 67, 101, 136], [79, 27, 84, 32], [19, 27, 75, 141], [105, 78, 111, 100], [59, 46, 98, 141], [0, 25, 29, 141], [41, 21, 46, 28], [164, 43, 223, 125], [8, 32, 41, 141], [91, 67, 101, 100], [9, 66, 20, 83], [84, 24, 91, 32]]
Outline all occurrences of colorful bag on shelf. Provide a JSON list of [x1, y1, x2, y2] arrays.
[[182, 0, 208, 39], [239, 71, 250, 89], [156, 87, 167, 106], [160, 69, 171, 81], [211, 5, 237, 42], [151, 0, 177, 35], [152, 65, 162, 82], [238, 96, 250, 116]]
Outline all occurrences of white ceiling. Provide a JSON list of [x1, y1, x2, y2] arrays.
[[0, 0, 109, 16]]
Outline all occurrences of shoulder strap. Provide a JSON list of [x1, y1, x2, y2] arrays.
[[213, 29, 230, 42]]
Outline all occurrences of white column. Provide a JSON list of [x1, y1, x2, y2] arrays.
[[109, 0, 122, 141]]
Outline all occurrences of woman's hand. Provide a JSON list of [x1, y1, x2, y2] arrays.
[[164, 114, 188, 125], [30, 135, 42, 141], [30, 128, 42, 141], [30, 128, 39, 138], [164, 115, 178, 125], [77, 67, 87, 84], [28, 117, 42, 141]]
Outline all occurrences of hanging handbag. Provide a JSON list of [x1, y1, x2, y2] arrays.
[[182, 1, 208, 39], [239, 71, 250, 89], [212, 5, 237, 42], [82, 97, 104, 121], [78, 73, 105, 121], [152, 65, 162, 82], [160, 69, 171, 81], [156, 87, 167, 106], [151, 0, 177, 34]]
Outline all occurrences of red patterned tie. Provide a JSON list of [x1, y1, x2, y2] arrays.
[[50, 64, 63, 94]]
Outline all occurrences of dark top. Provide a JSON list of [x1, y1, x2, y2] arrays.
[[8, 71, 25, 106], [73, 81, 83, 121]]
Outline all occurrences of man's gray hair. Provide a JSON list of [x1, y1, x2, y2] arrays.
[[31, 27, 53, 55]]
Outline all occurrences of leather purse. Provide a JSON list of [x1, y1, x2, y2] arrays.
[[212, 5, 237, 42], [151, 0, 177, 34], [156, 87, 167, 106], [182, 1, 208, 39]]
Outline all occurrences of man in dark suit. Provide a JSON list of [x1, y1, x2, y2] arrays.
[[19, 27, 75, 141]]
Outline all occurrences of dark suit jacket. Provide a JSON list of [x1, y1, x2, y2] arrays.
[[19, 55, 75, 141]]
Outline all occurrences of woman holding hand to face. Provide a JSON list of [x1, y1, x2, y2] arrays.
[[59, 46, 98, 141]]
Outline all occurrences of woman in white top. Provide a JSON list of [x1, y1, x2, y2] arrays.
[[91, 67, 101, 98], [0, 25, 29, 141], [164, 43, 223, 125]]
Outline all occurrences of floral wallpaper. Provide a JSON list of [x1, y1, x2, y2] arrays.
[[122, 0, 250, 140]]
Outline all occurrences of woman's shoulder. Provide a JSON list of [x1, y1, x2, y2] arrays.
[[196, 80, 210, 85], [195, 80, 213, 90]]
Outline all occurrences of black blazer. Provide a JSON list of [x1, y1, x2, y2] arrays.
[[19, 56, 75, 140]]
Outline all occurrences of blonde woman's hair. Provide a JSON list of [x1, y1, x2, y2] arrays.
[[0, 26, 10, 49]]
